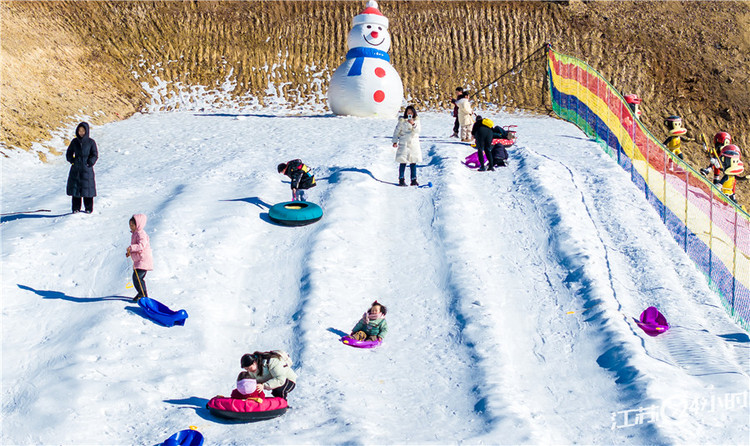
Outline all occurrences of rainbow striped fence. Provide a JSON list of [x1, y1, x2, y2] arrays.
[[547, 46, 750, 331]]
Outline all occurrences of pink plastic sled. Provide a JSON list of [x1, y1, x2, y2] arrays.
[[340, 335, 382, 349], [635, 306, 669, 337]]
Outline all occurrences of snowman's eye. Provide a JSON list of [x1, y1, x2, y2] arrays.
[[378, 27, 382, 31], [367, 25, 372, 29]]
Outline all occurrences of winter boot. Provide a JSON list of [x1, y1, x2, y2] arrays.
[[398, 178, 407, 187], [352, 331, 368, 341], [410, 179, 419, 186], [478, 165, 487, 172]]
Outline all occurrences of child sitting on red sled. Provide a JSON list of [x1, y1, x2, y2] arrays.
[[350, 301, 388, 342], [231, 372, 266, 402]]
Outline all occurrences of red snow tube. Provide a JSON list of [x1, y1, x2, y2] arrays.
[[206, 396, 288, 421]]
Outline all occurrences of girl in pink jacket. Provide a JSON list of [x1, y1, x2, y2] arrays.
[[126, 214, 153, 302]]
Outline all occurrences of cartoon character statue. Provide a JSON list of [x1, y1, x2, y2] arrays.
[[700, 132, 731, 185], [717, 144, 744, 203], [624, 94, 642, 119], [327, 0, 404, 117], [663, 115, 694, 171], [621, 93, 642, 131]]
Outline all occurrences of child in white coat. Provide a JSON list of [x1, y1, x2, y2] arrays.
[[456, 92, 475, 142], [392, 105, 422, 186]]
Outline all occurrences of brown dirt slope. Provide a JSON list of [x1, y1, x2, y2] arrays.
[[1, 1, 748, 200]]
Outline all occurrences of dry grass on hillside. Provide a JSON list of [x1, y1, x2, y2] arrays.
[[1, 1, 748, 200]]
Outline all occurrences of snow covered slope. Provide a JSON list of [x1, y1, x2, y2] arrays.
[[2, 111, 748, 445]]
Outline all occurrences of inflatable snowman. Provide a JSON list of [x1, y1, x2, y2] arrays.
[[327, 0, 404, 117]]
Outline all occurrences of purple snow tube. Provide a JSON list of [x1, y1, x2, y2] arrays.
[[340, 335, 382, 349]]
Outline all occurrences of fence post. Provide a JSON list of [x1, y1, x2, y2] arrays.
[[575, 64, 582, 128], [632, 118, 635, 181], [596, 68, 600, 145], [709, 187, 713, 282], [605, 89, 611, 155], [630, 109, 636, 184], [662, 149, 667, 223], [645, 134, 650, 202], [584, 66, 590, 133], [732, 208, 738, 315], [684, 169, 689, 251], [562, 57, 567, 119]]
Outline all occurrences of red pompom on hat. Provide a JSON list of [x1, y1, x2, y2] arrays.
[[352, 0, 389, 28]]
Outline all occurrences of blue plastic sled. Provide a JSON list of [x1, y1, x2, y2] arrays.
[[137, 297, 188, 327], [268, 201, 323, 226], [162, 429, 204, 446]]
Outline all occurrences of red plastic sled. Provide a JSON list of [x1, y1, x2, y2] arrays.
[[635, 306, 669, 337]]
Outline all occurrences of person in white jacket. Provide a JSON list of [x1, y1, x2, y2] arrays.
[[392, 105, 423, 186], [241, 351, 297, 400], [456, 92, 475, 142]]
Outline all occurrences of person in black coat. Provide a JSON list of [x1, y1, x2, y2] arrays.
[[66, 122, 98, 213], [278, 159, 316, 201], [450, 86, 464, 137], [471, 116, 494, 171]]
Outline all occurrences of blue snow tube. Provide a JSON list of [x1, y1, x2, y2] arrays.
[[268, 201, 323, 226]]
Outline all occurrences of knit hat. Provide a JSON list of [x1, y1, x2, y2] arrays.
[[236, 378, 257, 395], [352, 0, 389, 28]]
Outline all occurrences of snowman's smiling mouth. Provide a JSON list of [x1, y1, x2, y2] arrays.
[[363, 35, 385, 46]]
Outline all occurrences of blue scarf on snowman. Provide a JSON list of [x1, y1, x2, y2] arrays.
[[346, 47, 390, 76]]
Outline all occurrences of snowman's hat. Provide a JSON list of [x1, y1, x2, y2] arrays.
[[352, 0, 389, 28]]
